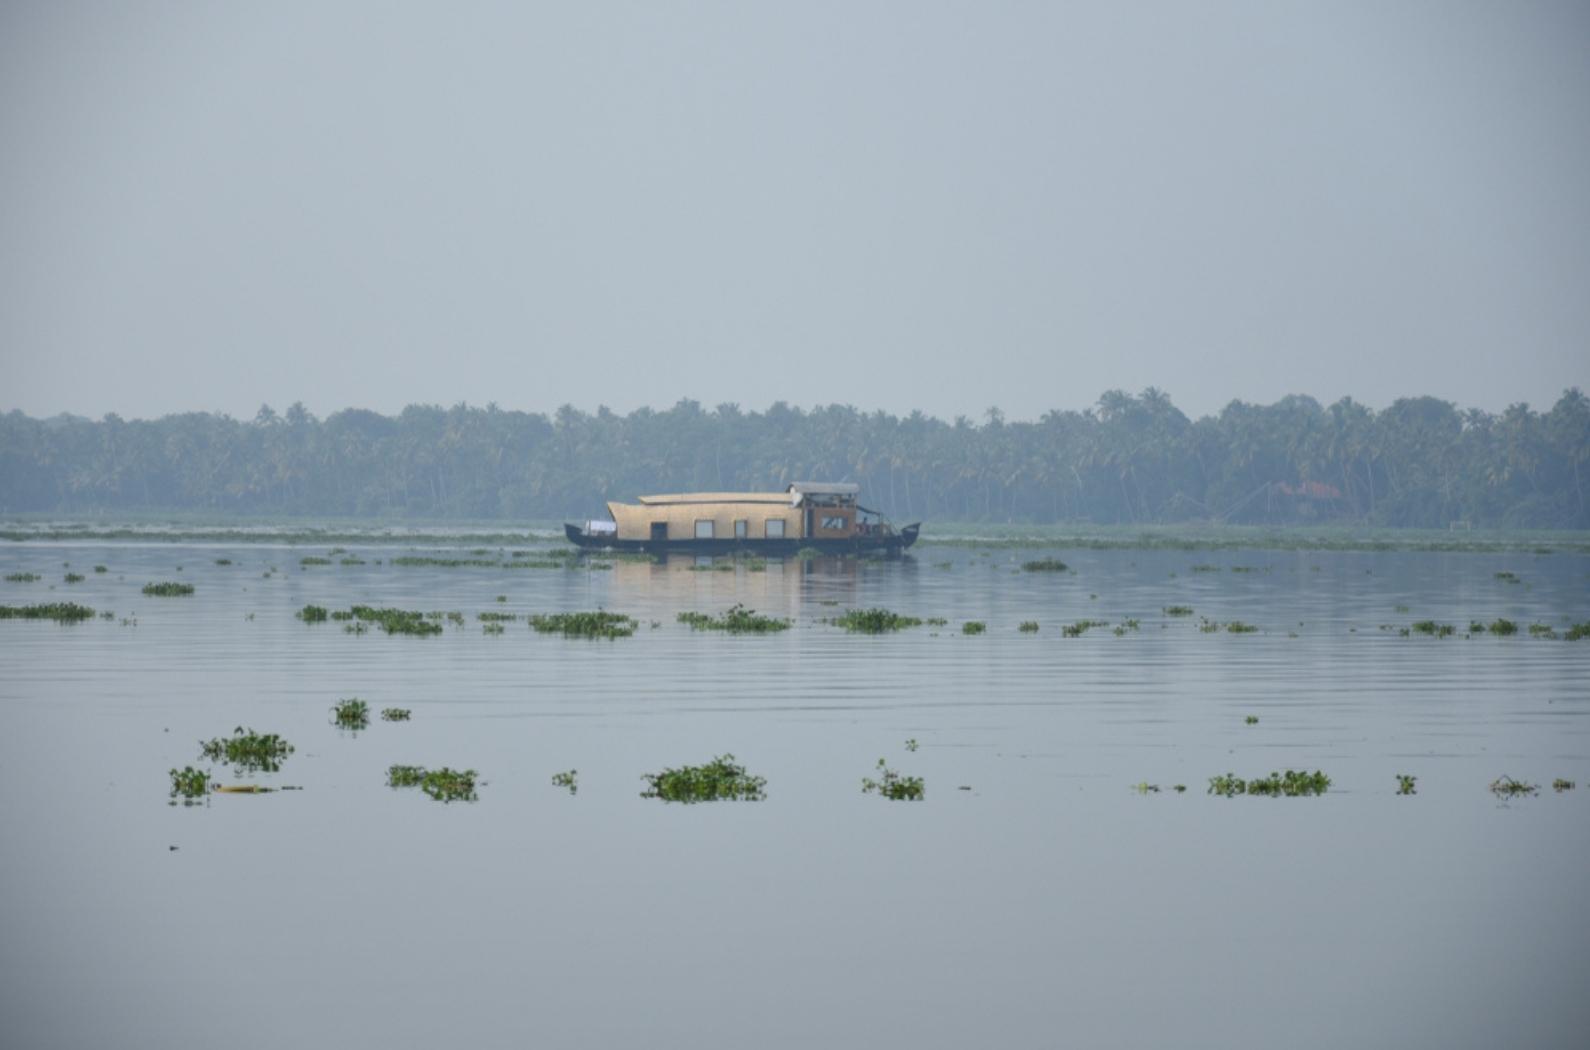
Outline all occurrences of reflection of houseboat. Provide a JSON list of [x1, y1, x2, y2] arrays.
[[565, 483, 920, 555]]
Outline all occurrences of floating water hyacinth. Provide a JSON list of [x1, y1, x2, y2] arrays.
[[640, 755, 766, 803]]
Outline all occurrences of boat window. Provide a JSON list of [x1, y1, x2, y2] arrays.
[[765, 519, 785, 539], [821, 515, 847, 531], [694, 520, 714, 539], [734, 519, 748, 539]]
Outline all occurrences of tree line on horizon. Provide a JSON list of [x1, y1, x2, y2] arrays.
[[1, 388, 1587, 529]]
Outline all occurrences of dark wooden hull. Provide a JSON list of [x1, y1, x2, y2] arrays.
[[564, 522, 920, 556]]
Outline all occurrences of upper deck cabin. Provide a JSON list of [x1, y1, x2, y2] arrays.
[[603, 482, 864, 543]]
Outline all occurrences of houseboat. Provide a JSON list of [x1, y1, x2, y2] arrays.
[[564, 483, 921, 555]]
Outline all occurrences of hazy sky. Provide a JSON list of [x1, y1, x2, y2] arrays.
[[2, 1, 1587, 423]]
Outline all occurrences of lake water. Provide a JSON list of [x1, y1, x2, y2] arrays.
[[1, 541, 1587, 1049]]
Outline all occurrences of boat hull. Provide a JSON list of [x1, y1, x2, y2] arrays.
[[564, 522, 920, 556]]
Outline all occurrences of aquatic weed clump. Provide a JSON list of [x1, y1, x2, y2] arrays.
[[381, 707, 411, 721], [348, 605, 443, 636], [385, 764, 478, 801], [834, 608, 923, 633], [1207, 770, 1330, 797], [640, 754, 767, 803], [421, 768, 478, 803], [0, 602, 97, 623], [1396, 774, 1417, 795], [1163, 605, 1194, 616], [297, 604, 329, 623], [1018, 621, 1039, 632], [551, 770, 578, 795], [332, 698, 370, 730], [4, 572, 41, 582], [676, 604, 791, 633], [1410, 620, 1455, 637], [1488, 775, 1537, 798], [1488, 618, 1518, 636], [1061, 619, 1109, 637], [1021, 558, 1068, 572], [168, 766, 212, 805], [142, 582, 194, 597], [199, 727, 294, 772], [1246, 770, 1331, 796], [962, 621, 986, 635], [862, 759, 924, 801], [1564, 623, 1590, 641], [529, 611, 637, 638]]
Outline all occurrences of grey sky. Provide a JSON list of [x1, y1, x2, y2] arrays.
[[2, 1, 1587, 423]]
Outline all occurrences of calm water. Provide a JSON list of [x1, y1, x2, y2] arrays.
[[1, 542, 1587, 1049]]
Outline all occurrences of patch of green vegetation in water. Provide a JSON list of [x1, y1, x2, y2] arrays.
[[1488, 618, 1518, 636], [551, 770, 578, 795], [1225, 621, 1259, 634], [478, 611, 518, 621], [344, 605, 444, 636], [962, 621, 986, 634], [832, 608, 923, 633], [142, 581, 194, 596], [169, 765, 212, 806], [381, 707, 411, 721], [795, 547, 824, 560], [1061, 619, 1109, 637], [1494, 571, 1519, 583], [1244, 715, 1259, 725], [528, 611, 638, 638], [1396, 774, 1417, 795], [861, 759, 924, 801], [1527, 623, 1556, 638], [1410, 620, 1455, 637], [1020, 558, 1068, 572], [1163, 605, 1194, 616], [199, 727, 293, 773], [640, 754, 766, 803], [297, 604, 329, 623], [1208, 770, 1330, 797], [1018, 621, 1039, 632], [1565, 623, 1590, 641], [420, 768, 478, 803], [299, 556, 332, 566], [0, 602, 96, 622], [676, 604, 791, 633], [1553, 778, 1575, 792], [4, 572, 40, 582], [332, 698, 369, 730], [385, 764, 478, 801], [1489, 775, 1537, 798]]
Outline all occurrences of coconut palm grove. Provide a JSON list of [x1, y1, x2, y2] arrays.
[[2, 388, 1587, 528]]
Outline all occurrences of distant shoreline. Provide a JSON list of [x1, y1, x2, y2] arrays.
[[4, 518, 1587, 554]]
